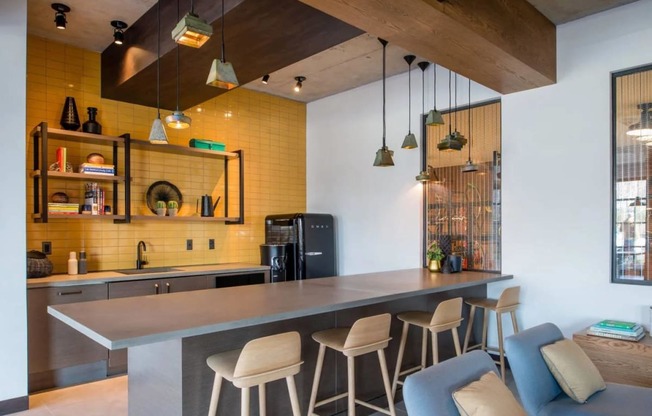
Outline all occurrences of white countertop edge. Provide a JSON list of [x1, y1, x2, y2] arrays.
[[47, 305, 114, 349]]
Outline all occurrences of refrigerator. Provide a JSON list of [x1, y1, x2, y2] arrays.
[[264, 213, 336, 280]]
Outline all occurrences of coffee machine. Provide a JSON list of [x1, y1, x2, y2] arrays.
[[264, 213, 336, 280], [259, 244, 287, 283]]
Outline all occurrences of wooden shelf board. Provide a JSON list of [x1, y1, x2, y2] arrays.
[[32, 126, 126, 145], [32, 170, 126, 182], [33, 214, 127, 220], [130, 215, 240, 222], [130, 140, 238, 159]]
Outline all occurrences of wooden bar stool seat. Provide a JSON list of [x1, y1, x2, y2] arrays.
[[391, 297, 463, 397], [308, 313, 396, 416], [206, 331, 303, 416], [462, 286, 520, 382]]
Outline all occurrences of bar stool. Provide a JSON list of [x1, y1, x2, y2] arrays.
[[391, 297, 463, 397], [462, 286, 520, 382], [307, 313, 396, 416], [206, 331, 303, 416]]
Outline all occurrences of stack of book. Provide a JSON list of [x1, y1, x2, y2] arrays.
[[84, 182, 105, 215], [588, 319, 645, 341], [79, 163, 115, 176], [47, 202, 79, 215]]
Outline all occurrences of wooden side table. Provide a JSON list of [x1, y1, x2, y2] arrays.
[[573, 329, 652, 387]]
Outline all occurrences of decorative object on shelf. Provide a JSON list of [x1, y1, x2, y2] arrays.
[[111, 20, 128, 45], [86, 152, 105, 164], [155, 200, 167, 216], [167, 200, 178, 216], [149, 0, 169, 144], [438, 71, 464, 152], [189, 138, 226, 151], [373, 38, 394, 167], [172, 0, 212, 48], [82, 107, 102, 134], [206, 0, 239, 89], [200, 194, 220, 217], [426, 241, 445, 272], [166, 0, 192, 130], [146, 180, 183, 215], [426, 63, 444, 126], [448, 254, 462, 273], [401, 55, 417, 149], [441, 257, 452, 274], [49, 161, 73, 172], [51, 192, 69, 203], [60, 96, 80, 131], [27, 250, 53, 278], [462, 78, 478, 173]]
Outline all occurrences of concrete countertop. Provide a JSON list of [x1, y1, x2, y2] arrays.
[[27, 263, 270, 288], [48, 269, 512, 350]]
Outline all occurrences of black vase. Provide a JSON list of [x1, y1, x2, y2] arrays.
[[60, 96, 80, 131], [82, 107, 102, 134]]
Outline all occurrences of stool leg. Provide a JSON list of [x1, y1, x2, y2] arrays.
[[347, 356, 356, 416], [286, 376, 301, 416], [421, 327, 428, 369], [510, 310, 519, 333], [463, 305, 476, 353], [207, 374, 223, 416], [378, 349, 397, 416], [452, 327, 462, 357], [496, 312, 505, 382], [391, 321, 410, 398], [430, 331, 439, 364], [308, 344, 326, 415], [481, 308, 489, 352], [258, 384, 266, 416], [241, 387, 250, 416]]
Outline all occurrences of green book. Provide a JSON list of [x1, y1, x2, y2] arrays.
[[595, 319, 638, 330]]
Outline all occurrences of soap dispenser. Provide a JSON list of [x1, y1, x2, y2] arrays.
[[68, 251, 78, 275]]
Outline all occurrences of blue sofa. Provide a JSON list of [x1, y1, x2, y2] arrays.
[[403, 350, 500, 416], [505, 322, 652, 415]]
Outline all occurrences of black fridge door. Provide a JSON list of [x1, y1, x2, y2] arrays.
[[300, 214, 336, 278]]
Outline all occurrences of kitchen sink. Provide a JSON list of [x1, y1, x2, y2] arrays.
[[116, 267, 181, 275]]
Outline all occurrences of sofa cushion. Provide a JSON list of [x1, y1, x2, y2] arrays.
[[540, 339, 606, 403], [452, 371, 526, 416]]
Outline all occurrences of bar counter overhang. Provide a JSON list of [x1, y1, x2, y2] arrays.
[[49, 268, 513, 415]]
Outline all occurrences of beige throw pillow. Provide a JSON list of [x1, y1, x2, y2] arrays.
[[452, 371, 526, 416], [540, 339, 606, 403]]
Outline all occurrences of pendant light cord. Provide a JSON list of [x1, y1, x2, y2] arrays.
[[408, 60, 411, 134], [175, 0, 180, 112], [190, 0, 194, 14], [448, 70, 452, 134], [454, 73, 458, 132], [468, 78, 472, 159], [156, 0, 161, 118], [433, 64, 437, 110], [382, 40, 386, 147], [221, 0, 225, 62]]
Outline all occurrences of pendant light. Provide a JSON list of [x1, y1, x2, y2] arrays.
[[416, 62, 431, 180], [373, 38, 394, 167], [401, 55, 418, 149], [206, 0, 239, 89], [426, 63, 444, 126], [149, 0, 168, 144], [172, 0, 212, 48], [438, 70, 463, 152], [166, 0, 191, 129], [627, 103, 652, 139], [462, 78, 478, 172]]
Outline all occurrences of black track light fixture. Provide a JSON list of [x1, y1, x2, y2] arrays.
[[52, 3, 70, 30], [294, 76, 306, 92], [262, 74, 270, 84], [111, 20, 128, 45]]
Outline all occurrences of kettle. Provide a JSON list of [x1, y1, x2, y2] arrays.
[[200, 195, 220, 217]]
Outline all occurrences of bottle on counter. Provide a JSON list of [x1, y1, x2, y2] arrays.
[[78, 250, 87, 275], [68, 251, 78, 275]]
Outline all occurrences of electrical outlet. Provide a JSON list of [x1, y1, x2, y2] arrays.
[[186, 239, 193, 250], [209, 239, 215, 250], [42, 241, 52, 255]]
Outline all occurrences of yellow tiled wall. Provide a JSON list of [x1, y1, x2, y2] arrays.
[[26, 36, 306, 272]]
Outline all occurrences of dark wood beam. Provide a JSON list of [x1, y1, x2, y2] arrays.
[[101, 0, 362, 110], [297, 0, 556, 93]]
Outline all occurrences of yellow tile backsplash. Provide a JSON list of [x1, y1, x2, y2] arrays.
[[26, 36, 306, 273]]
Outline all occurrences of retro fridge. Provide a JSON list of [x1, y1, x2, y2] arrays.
[[264, 213, 336, 280]]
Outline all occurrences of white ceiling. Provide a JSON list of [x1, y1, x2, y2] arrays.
[[26, 0, 640, 103]]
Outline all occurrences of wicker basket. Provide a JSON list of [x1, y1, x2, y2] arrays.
[[27, 250, 53, 278]]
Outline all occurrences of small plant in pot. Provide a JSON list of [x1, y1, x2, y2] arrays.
[[426, 242, 445, 272], [155, 200, 167, 216], [167, 200, 178, 216]]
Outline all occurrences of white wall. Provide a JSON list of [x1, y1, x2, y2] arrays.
[[0, 0, 28, 404], [308, 0, 652, 338]]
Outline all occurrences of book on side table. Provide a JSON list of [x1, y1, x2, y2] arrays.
[[588, 319, 645, 342]]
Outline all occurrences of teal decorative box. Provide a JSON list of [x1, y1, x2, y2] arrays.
[[189, 139, 226, 151]]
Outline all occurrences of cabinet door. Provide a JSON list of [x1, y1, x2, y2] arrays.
[[160, 275, 210, 293], [28, 285, 108, 374], [108, 279, 163, 299]]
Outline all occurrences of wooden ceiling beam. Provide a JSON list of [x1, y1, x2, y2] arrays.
[[297, 0, 557, 93]]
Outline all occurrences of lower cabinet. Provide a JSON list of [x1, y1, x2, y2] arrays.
[[28, 284, 108, 392], [107, 275, 212, 374], [214, 271, 268, 287]]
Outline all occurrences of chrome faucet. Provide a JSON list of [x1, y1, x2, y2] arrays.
[[136, 241, 148, 269]]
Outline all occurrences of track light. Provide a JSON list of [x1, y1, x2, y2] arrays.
[[111, 20, 128, 45], [172, 0, 212, 48], [294, 76, 306, 92], [52, 3, 70, 30], [262, 74, 270, 84]]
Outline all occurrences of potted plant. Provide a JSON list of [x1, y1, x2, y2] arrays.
[[426, 241, 445, 272], [155, 200, 166, 216], [167, 200, 178, 216]]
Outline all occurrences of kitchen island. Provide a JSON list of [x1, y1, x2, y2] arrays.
[[49, 269, 512, 415]]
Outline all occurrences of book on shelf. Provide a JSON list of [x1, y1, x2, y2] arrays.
[[79, 163, 115, 175], [587, 329, 645, 342], [84, 182, 105, 215], [48, 202, 80, 214], [594, 319, 638, 330]]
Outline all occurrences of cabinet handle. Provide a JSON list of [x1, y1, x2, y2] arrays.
[[57, 290, 82, 296], [154, 283, 159, 295], [166, 282, 171, 293]]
